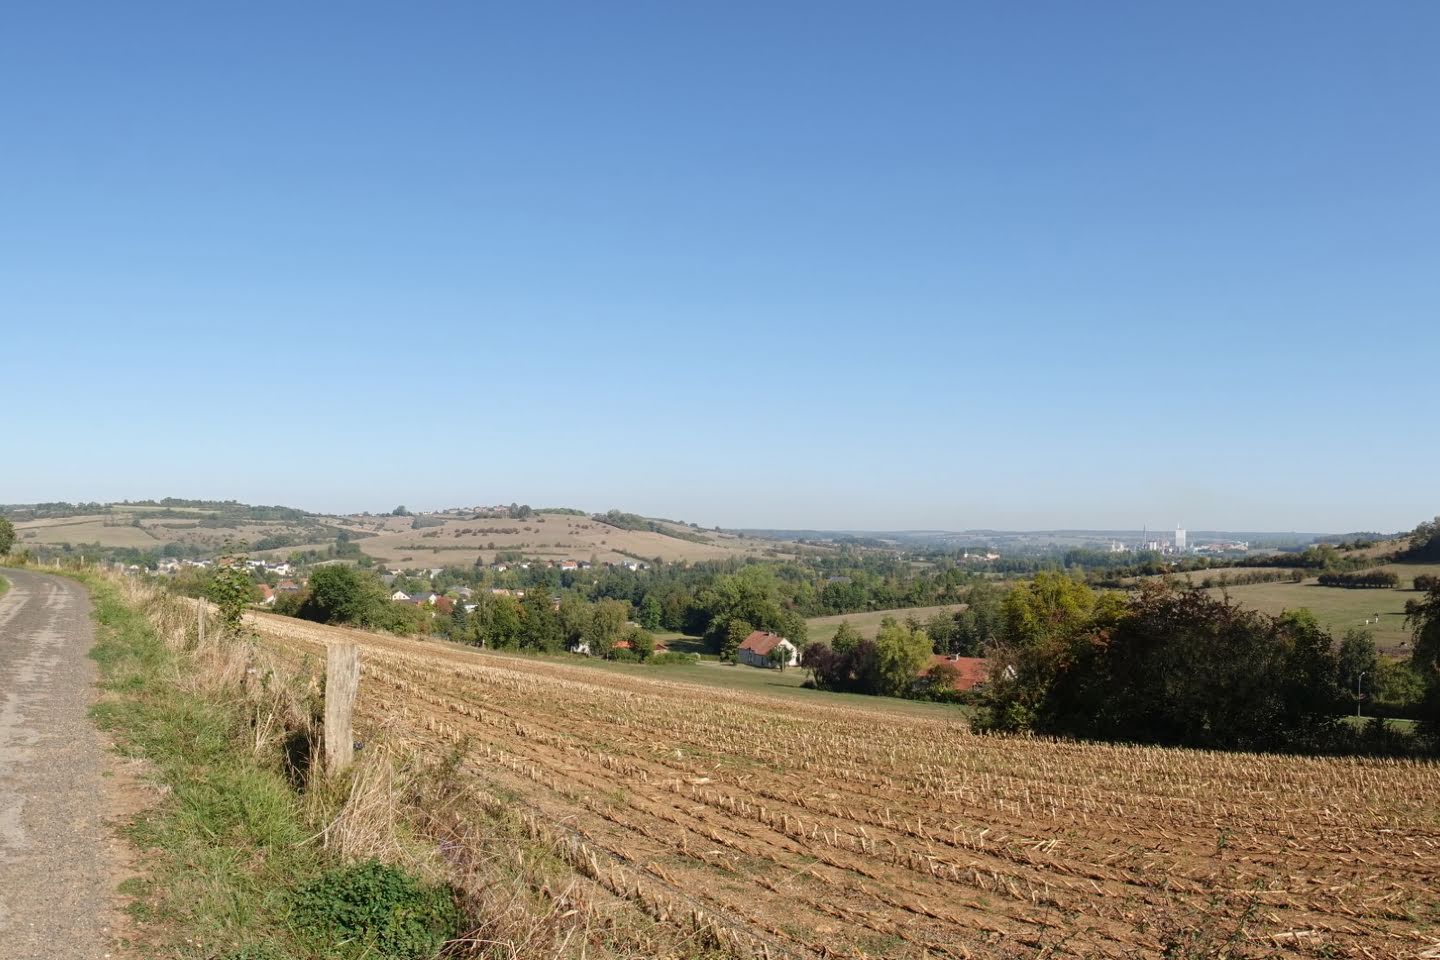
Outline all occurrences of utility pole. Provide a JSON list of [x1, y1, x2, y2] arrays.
[[1356, 670, 1368, 720]]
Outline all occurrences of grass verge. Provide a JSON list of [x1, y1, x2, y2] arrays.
[[83, 572, 457, 960], [81, 568, 735, 960]]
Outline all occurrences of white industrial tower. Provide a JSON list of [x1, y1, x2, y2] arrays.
[[1175, 526, 1187, 551]]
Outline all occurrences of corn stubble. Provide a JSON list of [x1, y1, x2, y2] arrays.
[[247, 609, 1440, 960]]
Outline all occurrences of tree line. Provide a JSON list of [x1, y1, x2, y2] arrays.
[[1316, 570, 1401, 589], [269, 565, 659, 661], [977, 572, 1440, 754]]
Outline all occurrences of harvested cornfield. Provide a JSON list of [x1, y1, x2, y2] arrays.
[[252, 612, 1440, 959]]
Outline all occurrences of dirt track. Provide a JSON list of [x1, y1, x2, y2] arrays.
[[0, 569, 122, 959], [253, 611, 1440, 959]]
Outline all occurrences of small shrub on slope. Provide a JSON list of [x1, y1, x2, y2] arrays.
[[291, 859, 460, 960]]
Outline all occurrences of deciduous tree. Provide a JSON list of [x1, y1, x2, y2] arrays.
[[831, 621, 862, 655], [585, 599, 630, 658], [299, 565, 386, 627], [871, 621, 932, 697], [1337, 628, 1378, 703]]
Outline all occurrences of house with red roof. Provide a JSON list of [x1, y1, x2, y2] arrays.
[[736, 630, 799, 668], [921, 655, 992, 692]]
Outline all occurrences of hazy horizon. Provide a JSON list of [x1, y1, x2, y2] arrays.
[[0, 489, 1410, 539], [5, 4, 1436, 534]]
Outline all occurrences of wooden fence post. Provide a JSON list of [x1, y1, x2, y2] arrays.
[[325, 642, 360, 776]]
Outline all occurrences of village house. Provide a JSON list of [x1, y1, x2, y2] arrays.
[[736, 631, 799, 669], [921, 655, 992, 692], [256, 584, 276, 606]]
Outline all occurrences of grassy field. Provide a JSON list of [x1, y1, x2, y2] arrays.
[[1207, 570, 1438, 653], [804, 603, 965, 644], [1376, 560, 1440, 581], [654, 604, 971, 653], [482, 645, 967, 718], [252, 610, 1440, 959]]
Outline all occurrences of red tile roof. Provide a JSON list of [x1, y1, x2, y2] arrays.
[[923, 655, 990, 691], [739, 631, 787, 656]]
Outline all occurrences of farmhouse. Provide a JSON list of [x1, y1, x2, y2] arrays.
[[922, 655, 992, 691], [921, 653, 1013, 690], [736, 631, 799, 668]]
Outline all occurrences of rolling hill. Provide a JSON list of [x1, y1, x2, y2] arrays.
[[2, 500, 802, 569]]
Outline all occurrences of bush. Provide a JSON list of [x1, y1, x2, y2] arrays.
[[291, 860, 460, 960], [650, 651, 700, 665]]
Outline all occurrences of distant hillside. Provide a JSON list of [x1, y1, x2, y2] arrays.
[[734, 527, 1339, 553], [341, 510, 799, 569], [2, 499, 349, 560], [1, 499, 801, 569]]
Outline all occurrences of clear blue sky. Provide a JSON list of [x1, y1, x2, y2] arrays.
[[3, 2, 1437, 532]]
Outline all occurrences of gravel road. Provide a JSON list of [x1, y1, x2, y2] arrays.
[[0, 568, 121, 959]]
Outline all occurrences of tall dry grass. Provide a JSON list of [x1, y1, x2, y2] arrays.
[[117, 574, 323, 764]]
